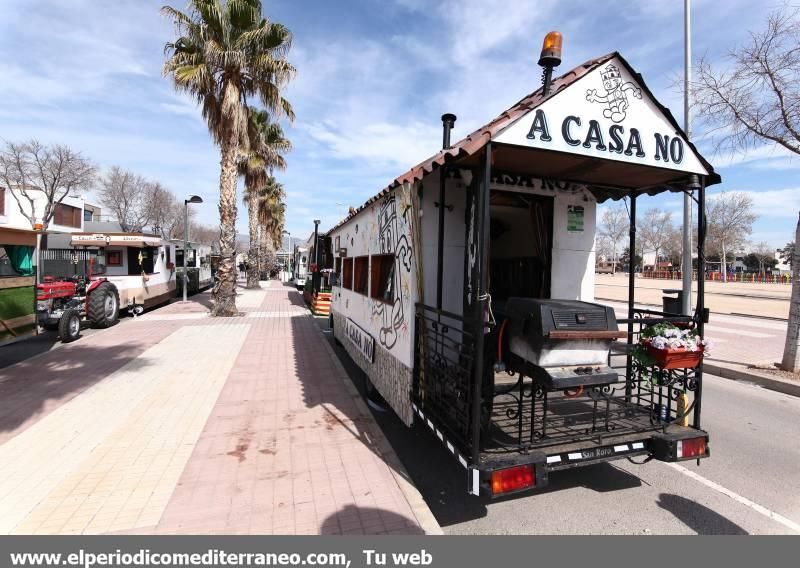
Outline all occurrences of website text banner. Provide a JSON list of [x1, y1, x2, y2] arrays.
[[0, 536, 789, 568]]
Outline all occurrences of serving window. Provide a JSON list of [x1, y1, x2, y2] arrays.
[[370, 254, 395, 303], [353, 256, 369, 295], [106, 250, 123, 266], [342, 257, 353, 290]]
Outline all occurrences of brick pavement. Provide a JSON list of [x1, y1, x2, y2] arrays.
[[0, 282, 440, 535]]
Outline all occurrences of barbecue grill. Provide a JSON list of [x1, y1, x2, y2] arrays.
[[504, 298, 625, 389]]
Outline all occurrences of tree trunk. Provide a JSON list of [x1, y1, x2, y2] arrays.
[[259, 227, 268, 272], [211, 131, 239, 316], [611, 242, 617, 275], [246, 197, 260, 289], [781, 213, 800, 372], [721, 241, 728, 282]]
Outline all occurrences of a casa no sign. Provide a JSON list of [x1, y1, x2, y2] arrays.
[[494, 57, 708, 176]]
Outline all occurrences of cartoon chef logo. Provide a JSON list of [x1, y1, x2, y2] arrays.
[[585, 64, 642, 123]]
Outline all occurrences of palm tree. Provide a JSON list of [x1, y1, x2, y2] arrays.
[[240, 109, 290, 288], [257, 177, 286, 274], [162, 0, 295, 315]]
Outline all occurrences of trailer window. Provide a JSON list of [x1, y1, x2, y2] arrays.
[[330, 257, 342, 287], [370, 254, 395, 303], [353, 256, 369, 295], [106, 250, 123, 266], [342, 258, 353, 290], [128, 247, 156, 275]]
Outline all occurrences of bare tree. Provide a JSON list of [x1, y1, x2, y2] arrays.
[[693, 7, 800, 156], [692, 5, 800, 370], [0, 140, 95, 230], [706, 192, 757, 282], [97, 166, 153, 232], [784, 214, 800, 371], [752, 241, 777, 275], [639, 208, 674, 270], [598, 204, 629, 274], [663, 225, 685, 269], [145, 182, 196, 240], [189, 223, 218, 248]]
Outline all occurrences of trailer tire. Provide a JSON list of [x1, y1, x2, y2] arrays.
[[87, 282, 120, 328], [364, 376, 386, 408], [58, 309, 81, 343]]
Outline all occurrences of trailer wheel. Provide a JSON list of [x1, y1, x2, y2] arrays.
[[364, 376, 387, 409], [58, 309, 81, 343], [87, 282, 120, 328]]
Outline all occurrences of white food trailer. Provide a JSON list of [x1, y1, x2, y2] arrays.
[[70, 232, 177, 311], [326, 49, 719, 497], [172, 239, 213, 294]]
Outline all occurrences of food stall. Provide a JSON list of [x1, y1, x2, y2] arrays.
[[326, 44, 718, 497]]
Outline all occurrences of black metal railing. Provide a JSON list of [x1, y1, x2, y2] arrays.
[[415, 304, 705, 459], [619, 308, 703, 429], [414, 304, 477, 454]]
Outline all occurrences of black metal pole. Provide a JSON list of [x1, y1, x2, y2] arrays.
[[436, 114, 456, 310], [313, 220, 320, 293], [470, 142, 492, 466], [542, 65, 554, 96], [625, 192, 637, 402], [694, 179, 706, 428]]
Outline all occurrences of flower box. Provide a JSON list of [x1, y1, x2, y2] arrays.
[[645, 344, 703, 369]]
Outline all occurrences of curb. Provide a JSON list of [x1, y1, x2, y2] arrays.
[[704, 362, 800, 398], [307, 309, 444, 535]]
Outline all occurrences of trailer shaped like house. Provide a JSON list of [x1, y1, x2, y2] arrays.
[[326, 51, 719, 498], [69, 232, 177, 311]]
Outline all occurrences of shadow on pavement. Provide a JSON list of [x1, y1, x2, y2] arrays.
[[0, 342, 153, 441], [657, 493, 749, 535], [313, 313, 648, 529], [320, 505, 424, 535]]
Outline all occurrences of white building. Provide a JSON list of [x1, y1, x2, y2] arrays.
[[775, 249, 791, 275], [0, 185, 100, 233]]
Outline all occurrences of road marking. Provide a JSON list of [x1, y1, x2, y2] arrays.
[[665, 462, 800, 533], [704, 325, 775, 338]]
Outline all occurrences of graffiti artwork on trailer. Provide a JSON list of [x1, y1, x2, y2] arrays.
[[372, 194, 412, 350]]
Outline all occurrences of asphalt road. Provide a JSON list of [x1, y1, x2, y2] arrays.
[[317, 316, 800, 535], [600, 300, 787, 368]]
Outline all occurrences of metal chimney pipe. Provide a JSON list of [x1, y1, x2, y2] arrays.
[[436, 113, 456, 310], [441, 113, 457, 149]]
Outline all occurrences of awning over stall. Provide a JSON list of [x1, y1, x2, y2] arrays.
[[70, 233, 164, 248], [329, 51, 720, 233], [0, 227, 38, 247]]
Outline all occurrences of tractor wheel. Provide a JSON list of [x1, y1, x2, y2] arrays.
[[87, 282, 120, 328], [58, 309, 81, 343]]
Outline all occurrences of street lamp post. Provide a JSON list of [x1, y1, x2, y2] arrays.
[[183, 195, 204, 302], [312, 219, 320, 293], [282, 230, 291, 282]]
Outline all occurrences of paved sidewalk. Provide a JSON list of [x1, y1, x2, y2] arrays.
[[0, 282, 440, 535], [595, 273, 790, 319]]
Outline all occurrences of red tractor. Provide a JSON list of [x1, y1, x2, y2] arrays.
[[36, 276, 120, 342]]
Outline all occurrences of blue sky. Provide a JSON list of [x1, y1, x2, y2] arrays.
[[1, 0, 797, 248]]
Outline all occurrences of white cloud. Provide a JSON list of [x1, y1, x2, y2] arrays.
[[713, 188, 800, 219]]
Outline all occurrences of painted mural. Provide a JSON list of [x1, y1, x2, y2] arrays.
[[370, 194, 413, 350], [330, 186, 417, 369]]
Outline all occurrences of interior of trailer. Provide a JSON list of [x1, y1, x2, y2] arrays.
[[488, 190, 553, 304]]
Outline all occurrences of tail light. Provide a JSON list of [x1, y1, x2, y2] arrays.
[[491, 464, 535, 495], [677, 437, 706, 459]]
